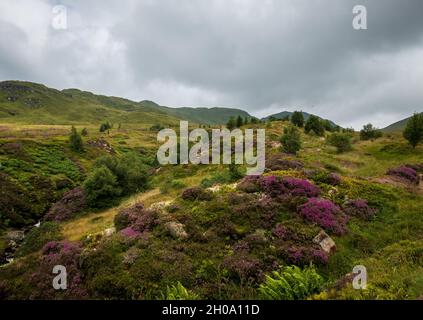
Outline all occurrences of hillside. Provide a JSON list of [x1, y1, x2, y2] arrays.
[[0, 118, 422, 300], [263, 111, 337, 127], [0, 81, 251, 126], [382, 113, 422, 132]]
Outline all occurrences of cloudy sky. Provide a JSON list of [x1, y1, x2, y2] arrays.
[[1, 0, 422, 128]]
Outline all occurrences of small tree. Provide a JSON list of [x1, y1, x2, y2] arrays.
[[83, 165, 121, 208], [280, 125, 302, 154], [81, 128, 88, 136], [403, 113, 423, 148], [226, 117, 236, 130], [360, 123, 382, 140], [328, 132, 352, 153], [291, 111, 304, 128], [236, 115, 244, 128], [305, 115, 325, 136], [69, 126, 83, 152]]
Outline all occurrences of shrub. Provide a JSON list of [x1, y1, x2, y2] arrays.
[[298, 198, 348, 235], [162, 282, 199, 300], [237, 175, 262, 193], [280, 125, 302, 154], [229, 163, 244, 181], [265, 154, 303, 171], [258, 265, 323, 300], [403, 113, 423, 148], [327, 132, 352, 153], [45, 187, 87, 221], [81, 128, 88, 136], [181, 187, 212, 201], [83, 165, 122, 207], [16, 222, 63, 256], [311, 171, 342, 186], [343, 199, 378, 220], [291, 111, 304, 127], [360, 123, 382, 141], [223, 254, 262, 281], [99, 122, 112, 132], [305, 115, 325, 136], [281, 177, 320, 198], [387, 166, 420, 184], [114, 203, 159, 233], [69, 126, 84, 152]]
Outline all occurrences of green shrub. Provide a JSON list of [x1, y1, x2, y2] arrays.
[[69, 126, 83, 152], [16, 222, 63, 256], [280, 125, 302, 154], [258, 265, 324, 300], [305, 115, 325, 136], [291, 111, 304, 127], [403, 113, 423, 148], [99, 122, 112, 133], [327, 132, 352, 153], [162, 282, 199, 300], [83, 165, 121, 207], [360, 123, 382, 141]]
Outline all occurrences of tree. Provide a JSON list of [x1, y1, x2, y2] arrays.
[[280, 125, 302, 155], [99, 122, 112, 133], [403, 113, 423, 148], [69, 126, 83, 152], [236, 115, 244, 128], [291, 111, 304, 128], [226, 117, 236, 130], [244, 117, 249, 125], [305, 115, 325, 136], [83, 165, 121, 207], [322, 120, 334, 132], [327, 132, 352, 153], [360, 123, 382, 140]]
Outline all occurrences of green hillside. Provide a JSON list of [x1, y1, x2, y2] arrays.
[[0, 81, 251, 126], [382, 113, 422, 132], [263, 111, 337, 127]]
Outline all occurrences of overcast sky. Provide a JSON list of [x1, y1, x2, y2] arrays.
[[1, 0, 422, 128]]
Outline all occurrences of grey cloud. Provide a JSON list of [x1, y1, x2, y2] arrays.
[[1, 0, 422, 128]]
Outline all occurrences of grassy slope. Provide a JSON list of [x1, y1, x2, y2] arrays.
[[0, 114, 422, 299]]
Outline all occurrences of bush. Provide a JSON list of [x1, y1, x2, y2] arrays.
[[16, 222, 63, 256], [327, 132, 352, 153], [304, 115, 325, 136], [99, 122, 112, 132], [83, 165, 122, 207], [311, 171, 342, 186], [258, 265, 323, 300], [69, 126, 83, 152], [387, 166, 420, 184], [237, 175, 262, 193], [45, 187, 87, 221], [114, 203, 159, 232], [343, 199, 378, 220], [281, 177, 320, 198], [403, 113, 423, 148], [360, 123, 382, 140], [298, 198, 348, 235], [280, 125, 302, 154], [181, 187, 212, 201], [291, 111, 304, 127], [265, 154, 304, 171], [162, 282, 199, 300]]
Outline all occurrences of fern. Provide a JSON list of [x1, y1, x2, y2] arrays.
[[259, 265, 324, 300], [162, 282, 199, 300]]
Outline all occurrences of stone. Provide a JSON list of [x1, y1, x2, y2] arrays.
[[6, 230, 25, 242], [313, 230, 336, 254], [165, 221, 188, 240], [103, 227, 116, 237]]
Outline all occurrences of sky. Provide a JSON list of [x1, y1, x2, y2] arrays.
[[0, 0, 422, 129]]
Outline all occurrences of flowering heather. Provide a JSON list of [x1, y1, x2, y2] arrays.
[[326, 173, 342, 186], [343, 199, 378, 220], [281, 177, 320, 198], [260, 175, 286, 197], [278, 245, 329, 265], [272, 224, 291, 240], [298, 198, 348, 235], [120, 227, 141, 238], [223, 254, 262, 280], [265, 155, 304, 171], [387, 166, 419, 184], [45, 187, 87, 222], [232, 240, 250, 253], [405, 163, 423, 173], [114, 203, 159, 232]]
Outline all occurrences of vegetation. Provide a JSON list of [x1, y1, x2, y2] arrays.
[[291, 111, 304, 128], [280, 125, 302, 154], [360, 123, 382, 141], [403, 113, 423, 148], [69, 126, 84, 152], [305, 115, 325, 136], [327, 132, 353, 153]]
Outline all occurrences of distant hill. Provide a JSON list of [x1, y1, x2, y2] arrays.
[[0, 81, 251, 126], [382, 113, 422, 132], [263, 110, 337, 127]]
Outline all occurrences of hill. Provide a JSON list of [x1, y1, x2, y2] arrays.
[[382, 113, 422, 132], [0, 81, 251, 126], [263, 110, 337, 127]]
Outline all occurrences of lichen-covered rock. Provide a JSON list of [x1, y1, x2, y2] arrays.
[[165, 221, 188, 240]]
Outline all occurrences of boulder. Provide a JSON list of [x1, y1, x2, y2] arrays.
[[103, 227, 116, 237], [313, 230, 336, 254], [165, 221, 188, 240], [6, 230, 25, 242]]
